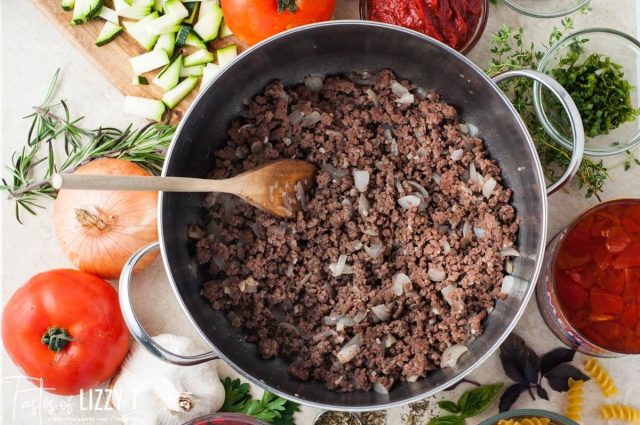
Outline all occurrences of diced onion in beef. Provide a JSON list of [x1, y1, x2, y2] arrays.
[[451, 149, 464, 161], [366, 88, 379, 105], [384, 334, 397, 348], [392, 273, 411, 296], [301, 111, 322, 128], [364, 241, 383, 258], [483, 178, 497, 198], [202, 192, 218, 208], [391, 80, 409, 96], [432, 173, 441, 185], [396, 93, 415, 104], [278, 322, 302, 336], [500, 246, 521, 257], [398, 195, 421, 209], [500, 275, 517, 295], [505, 258, 514, 274], [353, 169, 370, 192], [371, 304, 392, 322], [304, 75, 324, 92], [227, 311, 242, 328], [324, 316, 342, 326], [322, 162, 348, 179], [462, 222, 471, 238], [415, 87, 428, 99], [358, 193, 370, 217], [354, 310, 367, 323], [288, 110, 304, 126], [238, 276, 258, 293], [442, 240, 451, 254], [362, 227, 379, 236], [337, 316, 356, 331], [329, 254, 348, 277], [408, 181, 429, 199], [336, 335, 362, 364], [473, 226, 485, 239], [313, 329, 336, 342], [373, 382, 389, 395], [428, 268, 446, 282], [467, 123, 479, 137], [469, 163, 478, 183], [458, 123, 469, 134], [187, 224, 206, 239], [348, 71, 376, 86], [441, 344, 469, 368], [441, 285, 456, 306], [406, 375, 420, 383]]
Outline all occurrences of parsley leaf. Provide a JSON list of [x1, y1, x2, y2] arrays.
[[220, 378, 299, 425]]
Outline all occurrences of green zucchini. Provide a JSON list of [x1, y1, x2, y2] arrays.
[[193, 0, 223, 42], [98, 6, 119, 24], [154, 33, 176, 57], [219, 19, 233, 38], [183, 2, 199, 24], [201, 62, 220, 88], [216, 44, 237, 67], [71, 0, 104, 25], [113, 0, 151, 19], [95, 21, 123, 46], [124, 96, 166, 121], [180, 64, 204, 77], [123, 12, 159, 50], [175, 25, 191, 47], [61, 0, 75, 12], [153, 54, 183, 91], [185, 32, 207, 50], [129, 49, 169, 74], [162, 76, 198, 108], [163, 0, 188, 20], [183, 49, 214, 67], [132, 75, 149, 85], [145, 13, 182, 35]]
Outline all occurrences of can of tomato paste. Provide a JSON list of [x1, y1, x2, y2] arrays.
[[536, 199, 640, 357]]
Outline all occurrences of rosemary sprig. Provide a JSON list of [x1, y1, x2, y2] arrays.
[[1, 70, 176, 222], [484, 19, 608, 200]]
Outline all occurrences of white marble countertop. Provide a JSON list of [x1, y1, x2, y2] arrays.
[[2, 1, 640, 424]]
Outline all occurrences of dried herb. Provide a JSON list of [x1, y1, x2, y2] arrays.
[[315, 412, 360, 425], [429, 384, 503, 425], [498, 334, 590, 411], [277, 0, 297, 13], [360, 411, 388, 425]]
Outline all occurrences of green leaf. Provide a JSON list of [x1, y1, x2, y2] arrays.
[[221, 377, 252, 412], [458, 383, 504, 418], [437, 400, 461, 414], [428, 415, 466, 425]]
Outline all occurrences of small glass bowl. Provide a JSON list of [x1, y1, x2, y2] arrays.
[[534, 28, 640, 157], [358, 0, 489, 55], [182, 413, 270, 425], [479, 409, 579, 425], [502, 0, 590, 18]]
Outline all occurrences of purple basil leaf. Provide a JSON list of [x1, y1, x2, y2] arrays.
[[541, 348, 576, 376], [500, 334, 540, 385], [536, 386, 549, 400], [545, 364, 590, 392], [499, 383, 526, 413], [524, 361, 539, 384]]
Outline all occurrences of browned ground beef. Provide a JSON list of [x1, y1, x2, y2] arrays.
[[195, 70, 518, 392]]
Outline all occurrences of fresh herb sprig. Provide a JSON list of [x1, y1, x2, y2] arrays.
[[221, 377, 299, 425], [429, 383, 504, 425], [485, 20, 610, 200], [498, 334, 589, 411], [0, 70, 175, 222]]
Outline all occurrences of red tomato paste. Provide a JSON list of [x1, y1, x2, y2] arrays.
[[367, 0, 483, 51], [554, 200, 640, 353]]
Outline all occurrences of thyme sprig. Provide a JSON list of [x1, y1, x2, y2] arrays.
[[485, 19, 609, 200], [1, 70, 176, 222]]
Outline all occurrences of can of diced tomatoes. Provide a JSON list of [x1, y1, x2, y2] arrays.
[[536, 199, 640, 357]]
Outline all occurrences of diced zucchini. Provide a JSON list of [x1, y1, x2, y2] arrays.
[[72, 0, 104, 25], [183, 2, 199, 25], [96, 21, 124, 46], [114, 0, 151, 19], [132, 75, 149, 85], [153, 0, 163, 12], [129, 49, 169, 74], [124, 96, 166, 121], [123, 12, 159, 50], [145, 13, 182, 35], [162, 76, 198, 108], [216, 44, 237, 67], [154, 33, 175, 57], [193, 0, 222, 42], [183, 49, 213, 67], [180, 64, 204, 77], [98, 6, 119, 24], [131, 0, 154, 6], [219, 19, 233, 38], [185, 32, 207, 49], [163, 0, 189, 19], [153, 54, 182, 90], [61, 0, 75, 11], [175, 25, 191, 47], [201, 62, 220, 88]]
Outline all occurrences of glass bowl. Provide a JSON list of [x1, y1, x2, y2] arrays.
[[534, 28, 640, 157], [479, 409, 579, 425], [502, 0, 590, 18], [182, 413, 270, 425], [358, 0, 489, 55]]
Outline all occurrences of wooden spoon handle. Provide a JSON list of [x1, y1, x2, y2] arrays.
[[51, 173, 231, 193]]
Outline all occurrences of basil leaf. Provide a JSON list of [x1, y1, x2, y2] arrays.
[[540, 348, 575, 375], [499, 383, 527, 413], [499, 334, 540, 384], [437, 400, 461, 414], [536, 386, 549, 400], [458, 383, 504, 418], [428, 415, 466, 425], [545, 364, 590, 392]]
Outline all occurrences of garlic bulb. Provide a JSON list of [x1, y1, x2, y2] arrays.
[[110, 334, 224, 425]]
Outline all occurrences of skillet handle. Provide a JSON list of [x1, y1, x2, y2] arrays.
[[119, 241, 219, 365], [492, 69, 585, 196]]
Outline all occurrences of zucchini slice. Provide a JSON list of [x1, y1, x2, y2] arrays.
[[162, 76, 198, 108], [183, 49, 214, 67], [145, 13, 182, 35], [129, 49, 169, 74], [180, 64, 204, 77], [124, 96, 166, 121], [154, 33, 176, 57], [61, 0, 75, 12], [175, 25, 191, 47], [163, 0, 189, 20], [216, 44, 237, 67], [201, 62, 220, 88], [98, 6, 119, 24], [193, 0, 223, 42], [219, 19, 233, 38], [96, 21, 124, 46], [185, 32, 207, 50], [153, 54, 183, 91], [132, 75, 149, 85], [183, 2, 199, 25], [123, 12, 159, 50], [114, 0, 151, 19], [71, 0, 104, 25]]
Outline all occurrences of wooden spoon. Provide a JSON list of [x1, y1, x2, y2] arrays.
[[51, 159, 317, 218]]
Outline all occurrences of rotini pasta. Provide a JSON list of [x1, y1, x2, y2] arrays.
[[497, 420, 520, 425], [599, 404, 640, 424], [584, 357, 618, 397], [564, 378, 585, 422], [519, 418, 551, 425]]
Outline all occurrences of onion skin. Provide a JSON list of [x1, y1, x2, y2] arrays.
[[54, 159, 158, 279]]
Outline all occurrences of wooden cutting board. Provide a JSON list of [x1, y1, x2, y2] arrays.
[[32, 0, 248, 124]]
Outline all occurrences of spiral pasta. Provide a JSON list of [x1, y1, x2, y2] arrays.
[[599, 404, 640, 423], [564, 378, 585, 422], [497, 420, 520, 425], [520, 418, 551, 425], [584, 357, 618, 397]]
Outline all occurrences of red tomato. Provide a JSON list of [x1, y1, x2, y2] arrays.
[[220, 0, 336, 45], [2, 270, 130, 395]]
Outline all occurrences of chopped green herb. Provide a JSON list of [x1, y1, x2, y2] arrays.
[[428, 383, 503, 425]]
